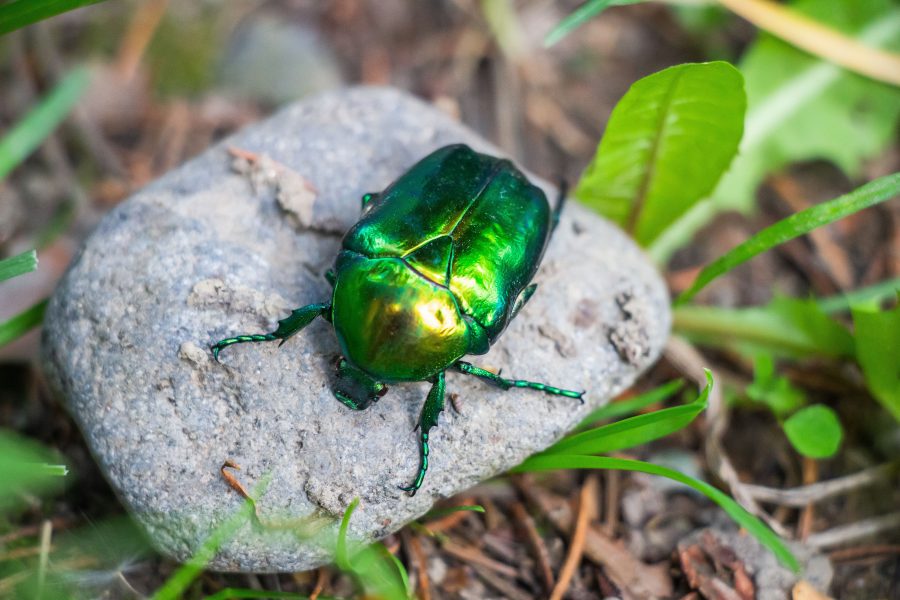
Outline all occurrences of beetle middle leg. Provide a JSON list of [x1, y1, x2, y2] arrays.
[[452, 360, 584, 402], [211, 302, 330, 361], [400, 371, 446, 496]]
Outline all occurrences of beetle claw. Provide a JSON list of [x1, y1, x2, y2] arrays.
[[398, 485, 417, 497]]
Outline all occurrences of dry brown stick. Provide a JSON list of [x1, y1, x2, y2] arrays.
[[797, 457, 818, 541], [743, 460, 900, 507], [664, 336, 791, 538], [604, 469, 620, 537], [806, 512, 900, 549], [470, 564, 531, 600], [115, 0, 170, 80], [404, 530, 431, 600], [511, 502, 555, 591], [516, 481, 672, 599], [0, 516, 73, 545], [715, 0, 900, 86], [550, 475, 598, 600], [308, 567, 327, 600], [828, 544, 900, 562], [442, 540, 519, 579]]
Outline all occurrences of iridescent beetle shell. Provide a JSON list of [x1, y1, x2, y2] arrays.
[[212, 144, 583, 495], [332, 144, 552, 382]]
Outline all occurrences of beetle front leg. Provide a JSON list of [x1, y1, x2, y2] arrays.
[[452, 360, 584, 402], [211, 302, 330, 361], [400, 371, 446, 496]]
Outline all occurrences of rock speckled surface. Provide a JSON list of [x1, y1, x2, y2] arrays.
[[43, 87, 670, 571]]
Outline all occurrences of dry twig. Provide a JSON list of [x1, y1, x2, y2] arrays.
[[806, 512, 900, 549], [741, 460, 900, 507], [549, 474, 599, 600], [511, 502, 555, 592]]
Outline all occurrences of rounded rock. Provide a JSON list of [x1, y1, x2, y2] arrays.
[[42, 87, 671, 572]]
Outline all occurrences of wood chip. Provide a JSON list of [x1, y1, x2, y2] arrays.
[[792, 580, 834, 600]]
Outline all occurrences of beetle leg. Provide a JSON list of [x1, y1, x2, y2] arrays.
[[400, 371, 446, 496], [452, 360, 584, 402], [211, 302, 330, 361], [551, 179, 569, 233]]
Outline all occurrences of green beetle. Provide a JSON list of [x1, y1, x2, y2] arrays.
[[212, 144, 583, 495]]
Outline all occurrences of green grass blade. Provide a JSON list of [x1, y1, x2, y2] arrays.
[[0, 0, 109, 36], [512, 454, 800, 572], [543, 0, 645, 47], [575, 379, 685, 430], [674, 298, 854, 359], [336, 496, 360, 570], [203, 589, 318, 600], [0, 299, 48, 347], [150, 476, 271, 600], [547, 372, 710, 455], [0, 249, 37, 282], [0, 429, 68, 512], [676, 173, 900, 305], [336, 497, 410, 600], [0, 66, 89, 180], [817, 277, 900, 313]]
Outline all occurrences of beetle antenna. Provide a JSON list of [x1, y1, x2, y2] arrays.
[[552, 178, 569, 231]]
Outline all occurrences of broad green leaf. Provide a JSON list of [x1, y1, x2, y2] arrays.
[[651, 0, 900, 263], [0, 429, 67, 512], [853, 298, 900, 422], [0, 67, 89, 180], [0, 299, 48, 347], [543, 0, 644, 47], [546, 371, 711, 456], [676, 173, 900, 304], [0, 249, 37, 282], [746, 354, 806, 418], [783, 405, 843, 458], [512, 454, 799, 572], [575, 379, 685, 430], [575, 62, 745, 246], [674, 297, 854, 359]]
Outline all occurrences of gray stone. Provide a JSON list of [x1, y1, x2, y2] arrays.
[[42, 87, 670, 572], [217, 16, 343, 105]]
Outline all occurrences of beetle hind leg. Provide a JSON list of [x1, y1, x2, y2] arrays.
[[211, 302, 330, 361], [453, 360, 584, 402], [400, 371, 446, 496]]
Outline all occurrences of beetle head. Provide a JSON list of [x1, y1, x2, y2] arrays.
[[332, 357, 388, 410]]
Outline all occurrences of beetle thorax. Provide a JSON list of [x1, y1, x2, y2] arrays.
[[331, 254, 473, 382]]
